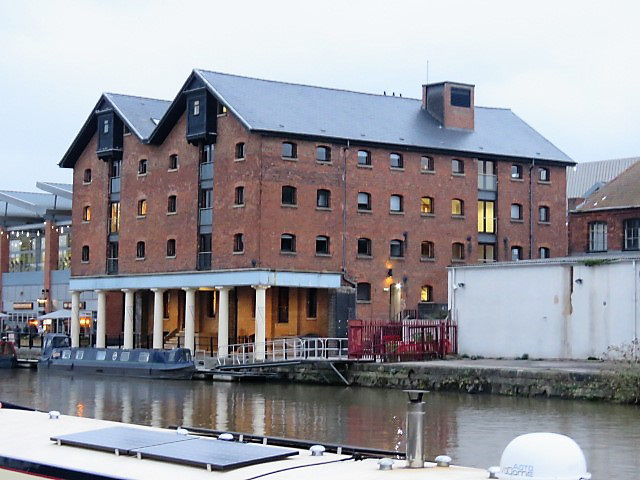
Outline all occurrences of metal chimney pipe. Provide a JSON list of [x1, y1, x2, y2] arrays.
[[404, 390, 428, 468]]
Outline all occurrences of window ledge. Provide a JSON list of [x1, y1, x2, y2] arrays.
[[357, 164, 373, 169], [168, 168, 178, 173], [280, 251, 297, 256], [390, 256, 405, 261], [82, 181, 92, 185], [452, 172, 465, 177], [356, 254, 372, 260], [82, 220, 90, 224], [137, 173, 147, 178], [281, 204, 298, 208], [538, 180, 551, 185], [166, 255, 176, 259], [356, 300, 371, 304], [538, 221, 551, 225], [421, 213, 435, 217], [81, 260, 89, 264], [510, 177, 524, 182], [357, 209, 372, 214], [234, 157, 246, 162], [136, 215, 146, 220], [217, 113, 228, 118], [316, 207, 332, 212], [420, 170, 435, 175], [233, 251, 245, 255], [135, 257, 145, 262], [315, 253, 331, 257], [282, 156, 298, 162], [316, 161, 333, 166], [390, 210, 405, 215], [233, 204, 245, 209], [511, 218, 524, 223], [451, 259, 466, 263], [451, 215, 465, 219], [166, 212, 177, 216], [420, 257, 436, 262], [390, 167, 405, 172]]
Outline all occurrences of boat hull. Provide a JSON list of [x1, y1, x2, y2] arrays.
[[0, 356, 17, 369], [37, 360, 194, 380]]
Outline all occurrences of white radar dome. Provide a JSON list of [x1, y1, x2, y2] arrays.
[[498, 432, 591, 480]]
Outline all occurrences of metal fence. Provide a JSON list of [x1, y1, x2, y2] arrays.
[[348, 318, 457, 361]]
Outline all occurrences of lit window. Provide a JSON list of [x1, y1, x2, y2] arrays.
[[137, 199, 147, 217], [588, 222, 607, 252], [357, 192, 371, 211], [511, 204, 523, 220], [356, 282, 371, 302], [166, 239, 176, 257], [421, 241, 434, 260], [452, 159, 464, 174], [390, 153, 403, 169], [235, 186, 245, 206], [539, 206, 550, 223], [390, 239, 404, 258], [81, 245, 90, 262], [138, 159, 147, 175], [511, 164, 522, 179], [136, 241, 145, 259], [169, 154, 178, 170], [539, 247, 550, 259], [316, 146, 331, 163], [420, 285, 433, 302], [452, 242, 465, 261], [233, 233, 244, 253], [82, 206, 91, 221], [390, 194, 403, 213], [624, 219, 640, 250], [421, 196, 434, 214], [539, 167, 550, 182], [83, 169, 92, 183], [478, 201, 495, 232], [316, 235, 330, 255], [420, 156, 434, 172], [281, 186, 297, 205], [235, 142, 246, 159], [217, 103, 227, 115], [282, 142, 297, 159], [357, 150, 371, 166], [281, 234, 296, 253], [193, 100, 200, 116], [317, 189, 331, 209], [511, 246, 523, 261], [452, 199, 464, 216], [167, 195, 177, 213], [109, 202, 120, 233], [357, 238, 372, 257]]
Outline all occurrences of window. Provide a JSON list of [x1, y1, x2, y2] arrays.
[[356, 282, 371, 302], [103, 119, 109, 134], [82, 206, 91, 222], [452, 199, 464, 216], [539, 167, 550, 182], [357, 192, 371, 211], [282, 142, 297, 159], [390, 194, 403, 213], [138, 159, 147, 175], [281, 233, 296, 253], [199, 188, 212, 209], [203, 144, 214, 163], [169, 154, 178, 170], [233, 233, 244, 253], [109, 202, 120, 233], [281, 186, 297, 206], [539, 206, 550, 223], [83, 169, 92, 183], [110, 159, 121, 178], [588, 222, 607, 252], [81, 245, 90, 262], [193, 99, 200, 116], [511, 164, 522, 179], [107, 241, 118, 274], [451, 87, 471, 107], [316, 189, 331, 209], [217, 103, 227, 115], [136, 241, 145, 259], [390, 153, 403, 169], [477, 201, 495, 232], [166, 239, 176, 257], [511, 246, 523, 261], [511, 203, 523, 220], [478, 160, 496, 190], [138, 352, 150, 363], [452, 159, 464, 174], [234, 186, 245, 206], [390, 239, 404, 258], [137, 199, 147, 217], [478, 244, 495, 263], [235, 142, 246, 159], [167, 195, 177, 213], [421, 241, 435, 260], [315, 235, 330, 255], [452, 242, 465, 261], [624, 219, 640, 250], [421, 196, 434, 214], [539, 247, 550, 259], [420, 285, 433, 302], [420, 156, 434, 172], [316, 146, 331, 163], [357, 150, 371, 166], [357, 238, 372, 257], [306, 288, 317, 318]]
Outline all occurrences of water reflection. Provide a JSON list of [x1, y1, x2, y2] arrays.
[[0, 369, 638, 479]]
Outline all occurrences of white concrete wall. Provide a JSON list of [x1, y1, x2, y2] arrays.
[[449, 259, 640, 359]]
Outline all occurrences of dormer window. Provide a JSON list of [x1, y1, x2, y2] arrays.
[[193, 100, 200, 116], [103, 119, 109, 134], [451, 87, 471, 108], [217, 103, 227, 115]]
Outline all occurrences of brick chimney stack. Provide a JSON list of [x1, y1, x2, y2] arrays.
[[422, 81, 475, 130]]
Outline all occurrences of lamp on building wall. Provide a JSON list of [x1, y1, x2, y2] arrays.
[[575, 278, 583, 284]]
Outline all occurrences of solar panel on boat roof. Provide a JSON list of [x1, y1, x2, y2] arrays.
[[51, 426, 298, 471]]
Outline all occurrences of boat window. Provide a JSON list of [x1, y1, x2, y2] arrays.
[[96, 350, 107, 361], [139, 352, 150, 363], [168, 351, 176, 362], [111, 351, 118, 361], [75, 350, 84, 360], [62, 350, 71, 359], [120, 351, 130, 362]]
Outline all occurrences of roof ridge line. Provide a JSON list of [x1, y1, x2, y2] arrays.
[[104, 92, 171, 103]]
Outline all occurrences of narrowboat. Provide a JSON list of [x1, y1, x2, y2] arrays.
[[0, 339, 17, 369], [38, 334, 195, 380]]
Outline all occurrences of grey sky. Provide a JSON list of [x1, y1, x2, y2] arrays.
[[1, 0, 638, 191]]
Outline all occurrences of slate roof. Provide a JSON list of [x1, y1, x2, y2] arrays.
[[574, 160, 640, 212], [103, 93, 170, 141], [194, 70, 573, 164], [566, 156, 640, 199]]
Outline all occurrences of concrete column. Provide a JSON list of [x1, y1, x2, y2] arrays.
[[151, 288, 165, 349], [183, 288, 196, 354], [216, 287, 230, 358], [95, 290, 106, 348], [70, 290, 80, 348], [253, 285, 269, 361], [122, 289, 135, 349]]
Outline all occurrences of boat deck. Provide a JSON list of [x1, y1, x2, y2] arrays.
[[0, 408, 489, 479]]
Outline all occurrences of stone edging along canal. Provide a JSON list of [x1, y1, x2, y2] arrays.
[[271, 359, 640, 405]]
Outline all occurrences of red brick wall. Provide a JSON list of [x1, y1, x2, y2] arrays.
[[569, 208, 640, 253]]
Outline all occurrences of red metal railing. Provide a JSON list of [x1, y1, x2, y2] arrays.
[[348, 318, 457, 361]]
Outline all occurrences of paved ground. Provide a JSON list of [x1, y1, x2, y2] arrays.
[[399, 358, 631, 374]]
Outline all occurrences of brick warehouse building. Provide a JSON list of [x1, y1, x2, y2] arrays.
[[59, 70, 573, 356]]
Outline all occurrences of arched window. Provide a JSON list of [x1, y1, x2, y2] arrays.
[[234, 186, 245, 206], [136, 241, 146, 259], [390, 194, 403, 213], [83, 169, 92, 183], [316, 146, 331, 163], [539, 167, 550, 182], [420, 156, 434, 173], [81, 245, 90, 262], [137, 199, 147, 217], [539, 247, 550, 259], [82, 206, 91, 221], [511, 164, 522, 179], [315, 235, 330, 254], [421, 241, 435, 259], [167, 195, 177, 213], [390, 239, 404, 258], [390, 153, 403, 169], [451, 199, 464, 216], [138, 159, 147, 175], [168, 154, 178, 170], [316, 189, 331, 208], [357, 192, 371, 211], [420, 285, 433, 302], [357, 150, 371, 166], [235, 142, 246, 159], [539, 206, 550, 223], [282, 142, 297, 159], [421, 196, 434, 214], [166, 239, 176, 257], [281, 185, 297, 205], [357, 237, 372, 257], [452, 159, 464, 174], [281, 233, 296, 253], [356, 282, 371, 302], [511, 203, 523, 220], [452, 242, 465, 261], [511, 246, 523, 261]]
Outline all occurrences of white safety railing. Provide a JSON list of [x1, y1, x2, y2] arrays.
[[214, 337, 349, 367]]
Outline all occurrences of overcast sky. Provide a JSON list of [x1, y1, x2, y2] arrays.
[[1, 0, 639, 191]]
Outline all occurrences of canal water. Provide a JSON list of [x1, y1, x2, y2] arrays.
[[1, 369, 638, 479]]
